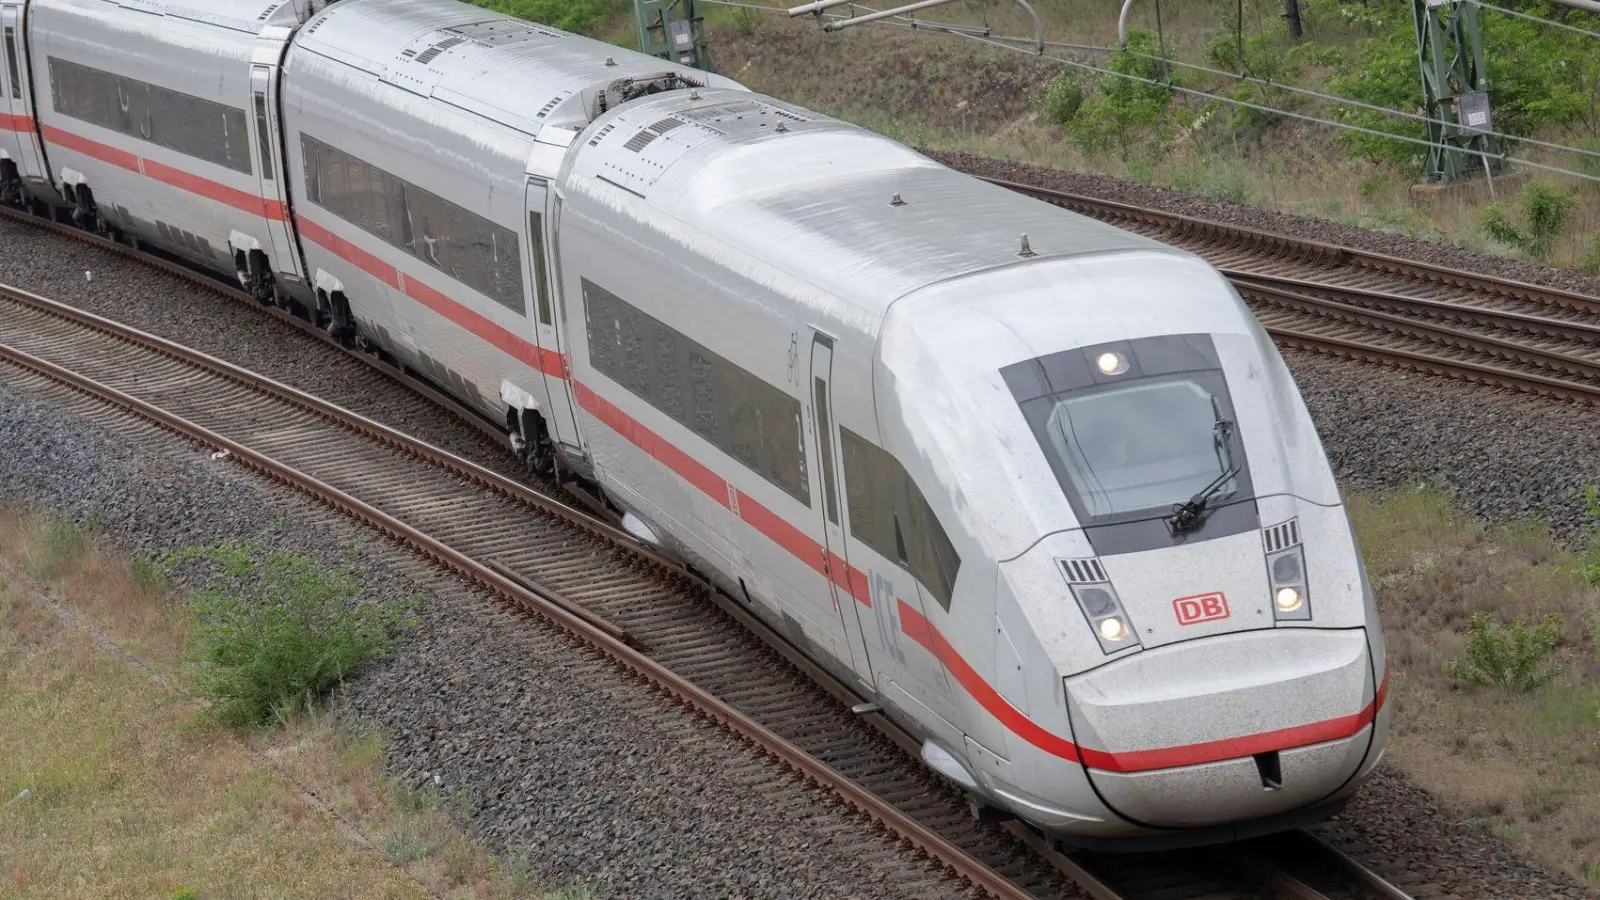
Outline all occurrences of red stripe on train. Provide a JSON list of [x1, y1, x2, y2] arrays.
[[0, 113, 34, 133], [41, 124, 286, 220], [296, 214, 565, 378]]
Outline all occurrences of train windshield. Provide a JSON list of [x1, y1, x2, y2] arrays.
[[1041, 377, 1237, 518], [1000, 333, 1260, 550]]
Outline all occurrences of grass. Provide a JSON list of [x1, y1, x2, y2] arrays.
[[0, 508, 587, 899], [1347, 486, 1600, 887]]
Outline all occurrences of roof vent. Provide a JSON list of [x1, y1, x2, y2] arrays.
[[535, 93, 567, 119], [622, 129, 658, 152], [1018, 234, 1036, 258], [890, 192, 905, 207], [414, 35, 467, 66], [1263, 518, 1301, 553], [1058, 558, 1107, 585], [587, 122, 618, 146]]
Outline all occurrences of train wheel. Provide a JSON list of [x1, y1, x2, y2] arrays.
[[0, 161, 21, 208], [68, 184, 100, 234]]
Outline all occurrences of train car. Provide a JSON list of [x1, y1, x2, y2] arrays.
[[1, 0, 1389, 850], [276, 0, 745, 472], [14, 0, 330, 298], [553, 86, 1389, 847]]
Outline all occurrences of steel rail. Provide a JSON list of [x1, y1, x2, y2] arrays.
[[1238, 281, 1600, 388], [1295, 831, 1416, 900], [0, 331, 1048, 900]]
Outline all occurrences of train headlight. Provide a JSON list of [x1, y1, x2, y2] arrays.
[[1265, 543, 1312, 622], [1063, 567, 1143, 655], [1098, 616, 1129, 641], [1095, 351, 1129, 376]]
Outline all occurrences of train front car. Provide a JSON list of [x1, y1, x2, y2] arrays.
[[879, 242, 1390, 848]]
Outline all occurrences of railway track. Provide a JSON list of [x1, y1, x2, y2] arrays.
[[0, 281, 1420, 900]]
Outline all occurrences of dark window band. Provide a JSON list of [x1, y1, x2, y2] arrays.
[[582, 277, 808, 506], [48, 56, 251, 174], [301, 133, 525, 315]]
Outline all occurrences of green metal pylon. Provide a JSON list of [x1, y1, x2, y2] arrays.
[[635, 0, 714, 73], [1412, 0, 1502, 183]]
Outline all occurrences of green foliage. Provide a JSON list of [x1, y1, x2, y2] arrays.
[[464, 0, 625, 35], [1577, 484, 1600, 585], [1037, 73, 1084, 126], [1063, 30, 1181, 161], [1445, 611, 1563, 692], [159, 541, 419, 728], [1477, 180, 1576, 260], [1322, 0, 1600, 164], [169, 889, 198, 900], [1580, 236, 1600, 277]]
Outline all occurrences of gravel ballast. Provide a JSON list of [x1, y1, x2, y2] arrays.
[[0, 375, 978, 900]]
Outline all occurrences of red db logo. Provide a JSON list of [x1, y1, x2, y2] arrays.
[[1174, 591, 1230, 626]]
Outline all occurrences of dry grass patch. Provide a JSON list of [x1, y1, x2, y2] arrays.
[[1349, 486, 1600, 888], [0, 507, 586, 899]]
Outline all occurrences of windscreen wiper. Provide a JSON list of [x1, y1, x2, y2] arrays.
[[1165, 417, 1240, 535], [1164, 463, 1240, 534]]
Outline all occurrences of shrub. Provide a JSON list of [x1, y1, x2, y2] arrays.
[[1066, 30, 1181, 161], [1476, 180, 1577, 261], [1445, 611, 1563, 692], [160, 541, 419, 728], [1038, 73, 1084, 126]]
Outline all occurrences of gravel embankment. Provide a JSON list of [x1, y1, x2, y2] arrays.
[[1328, 767, 1597, 900], [0, 374, 977, 900]]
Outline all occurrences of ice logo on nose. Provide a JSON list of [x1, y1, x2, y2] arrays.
[[1173, 591, 1230, 625]]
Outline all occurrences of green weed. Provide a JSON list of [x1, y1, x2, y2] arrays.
[[158, 541, 419, 728], [1445, 611, 1563, 692]]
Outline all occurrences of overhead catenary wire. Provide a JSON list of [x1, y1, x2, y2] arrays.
[[1464, 0, 1600, 40], [708, 0, 1600, 183]]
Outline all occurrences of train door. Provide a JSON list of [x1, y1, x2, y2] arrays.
[[248, 64, 304, 284], [1, 4, 48, 187], [807, 331, 875, 686], [522, 177, 582, 454]]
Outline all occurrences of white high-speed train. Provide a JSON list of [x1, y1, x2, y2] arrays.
[[0, 0, 1389, 848]]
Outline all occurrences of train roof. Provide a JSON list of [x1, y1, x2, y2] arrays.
[[569, 88, 1186, 321], [292, 0, 745, 139], [58, 0, 319, 33]]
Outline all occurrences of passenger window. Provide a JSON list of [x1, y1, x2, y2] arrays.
[[813, 377, 839, 525], [3, 29, 19, 101], [529, 212, 553, 325], [580, 277, 810, 506], [254, 92, 274, 181], [840, 427, 961, 609]]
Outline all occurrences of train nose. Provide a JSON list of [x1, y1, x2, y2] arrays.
[[1064, 628, 1382, 829]]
